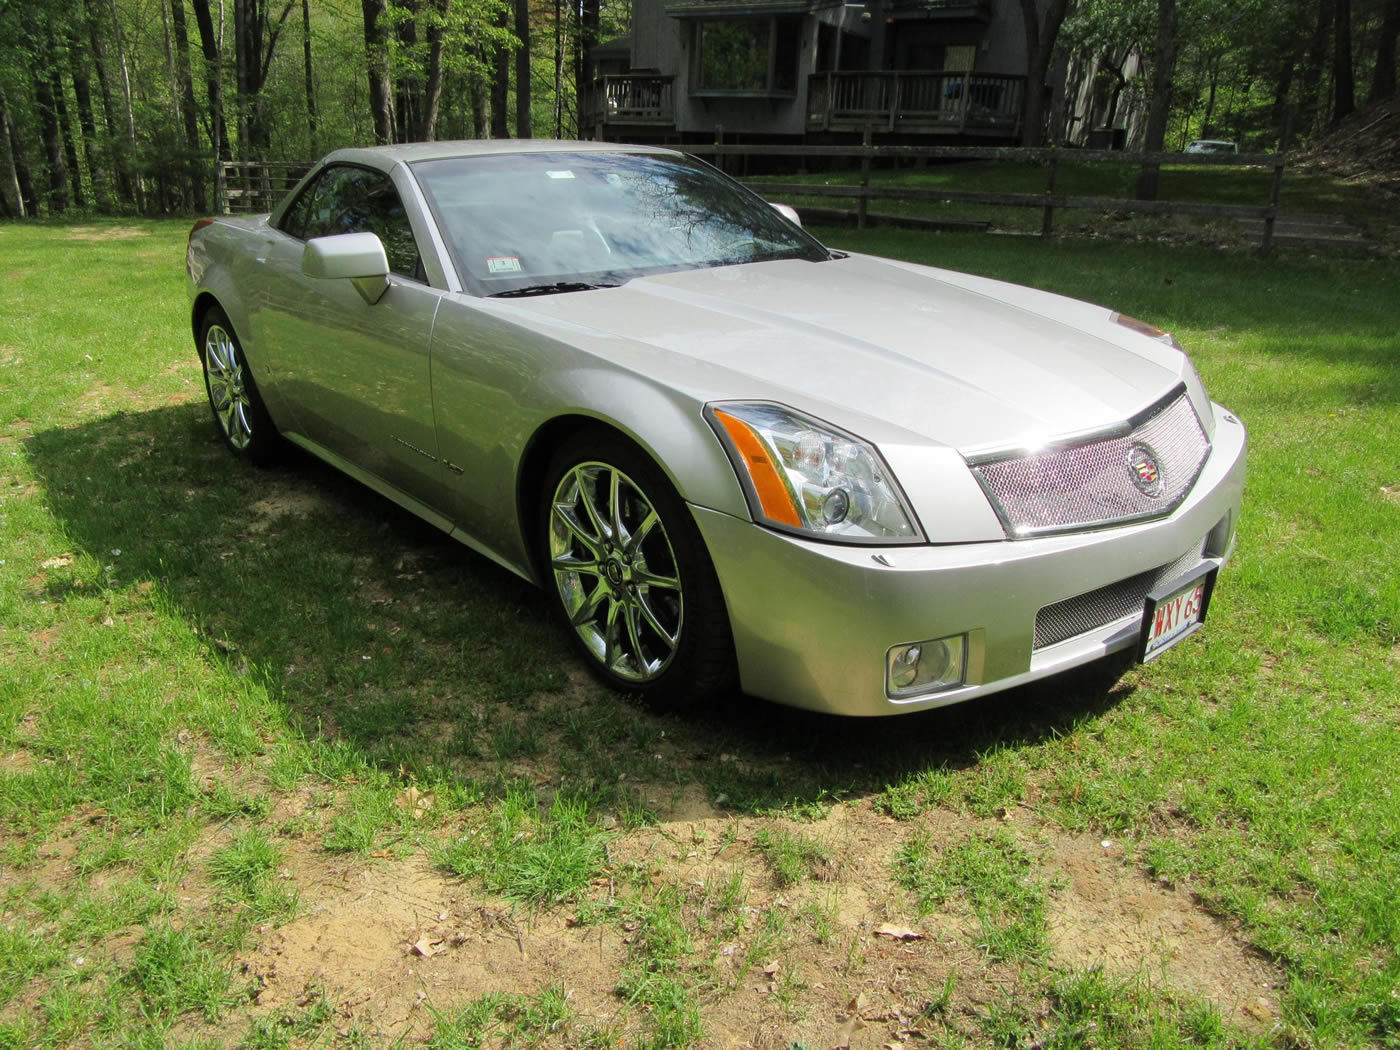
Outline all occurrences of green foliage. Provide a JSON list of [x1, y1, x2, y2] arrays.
[[439, 784, 613, 904], [896, 828, 1050, 962]]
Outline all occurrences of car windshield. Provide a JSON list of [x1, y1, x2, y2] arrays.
[[409, 151, 831, 296]]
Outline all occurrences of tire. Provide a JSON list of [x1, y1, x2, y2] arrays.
[[540, 429, 737, 709], [198, 306, 280, 465]]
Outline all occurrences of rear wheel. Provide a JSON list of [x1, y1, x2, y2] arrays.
[[199, 306, 279, 465], [540, 430, 736, 708]]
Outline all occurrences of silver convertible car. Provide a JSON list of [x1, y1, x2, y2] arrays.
[[186, 141, 1246, 716]]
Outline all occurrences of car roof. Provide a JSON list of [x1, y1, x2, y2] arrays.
[[322, 139, 684, 172]]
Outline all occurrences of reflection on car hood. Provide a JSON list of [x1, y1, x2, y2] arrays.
[[496, 253, 1188, 453]]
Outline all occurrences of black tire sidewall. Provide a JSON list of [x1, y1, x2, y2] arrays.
[[539, 429, 735, 708]]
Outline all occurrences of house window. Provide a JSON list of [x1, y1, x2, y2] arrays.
[[694, 17, 801, 94]]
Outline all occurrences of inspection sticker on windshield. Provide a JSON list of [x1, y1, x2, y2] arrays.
[[1138, 564, 1217, 662], [486, 256, 522, 274], [547, 170, 575, 179]]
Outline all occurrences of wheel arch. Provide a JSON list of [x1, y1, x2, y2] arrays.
[[512, 394, 748, 586], [190, 291, 225, 347], [515, 414, 660, 585]]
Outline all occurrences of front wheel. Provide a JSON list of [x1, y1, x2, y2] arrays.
[[541, 431, 736, 708], [199, 306, 279, 465]]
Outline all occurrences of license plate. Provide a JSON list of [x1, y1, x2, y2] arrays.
[[1138, 564, 1217, 663]]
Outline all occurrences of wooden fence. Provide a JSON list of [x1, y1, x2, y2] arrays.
[[217, 144, 1288, 252], [685, 142, 1289, 252]]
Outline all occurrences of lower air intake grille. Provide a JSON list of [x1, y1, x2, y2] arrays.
[[1033, 541, 1207, 650]]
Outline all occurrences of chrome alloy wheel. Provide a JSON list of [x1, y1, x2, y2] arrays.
[[203, 324, 253, 450], [549, 462, 684, 682]]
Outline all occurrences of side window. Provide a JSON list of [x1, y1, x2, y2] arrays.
[[278, 172, 326, 240], [300, 166, 423, 281]]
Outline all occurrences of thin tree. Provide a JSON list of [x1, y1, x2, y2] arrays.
[[302, 0, 318, 151], [1017, 0, 1072, 146], [514, 0, 530, 137], [1333, 0, 1354, 121], [0, 82, 38, 216], [491, 1, 510, 136], [189, 0, 232, 161], [171, 0, 206, 208], [1372, 0, 1399, 101], [418, 0, 450, 140], [67, 29, 106, 204], [362, 0, 394, 143], [1135, 0, 1177, 200], [49, 33, 86, 207]]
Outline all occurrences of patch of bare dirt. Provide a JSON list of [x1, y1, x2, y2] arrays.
[[246, 488, 336, 533], [1047, 834, 1282, 1031], [240, 855, 630, 1044], [66, 226, 150, 242]]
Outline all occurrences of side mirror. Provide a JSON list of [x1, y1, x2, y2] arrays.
[[303, 232, 390, 305], [769, 202, 802, 228]]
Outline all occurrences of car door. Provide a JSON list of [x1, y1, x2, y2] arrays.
[[257, 164, 448, 506]]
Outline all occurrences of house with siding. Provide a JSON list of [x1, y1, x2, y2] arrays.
[[580, 0, 1054, 146]]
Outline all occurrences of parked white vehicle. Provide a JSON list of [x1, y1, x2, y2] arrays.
[[186, 141, 1246, 716]]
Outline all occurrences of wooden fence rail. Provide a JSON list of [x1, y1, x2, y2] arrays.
[[685, 142, 1288, 251]]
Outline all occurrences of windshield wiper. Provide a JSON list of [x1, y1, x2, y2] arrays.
[[489, 281, 619, 298]]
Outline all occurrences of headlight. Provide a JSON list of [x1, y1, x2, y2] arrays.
[[705, 401, 923, 544]]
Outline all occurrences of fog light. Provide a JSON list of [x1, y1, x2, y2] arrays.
[[886, 635, 966, 699]]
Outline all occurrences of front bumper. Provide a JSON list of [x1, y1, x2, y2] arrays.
[[693, 404, 1246, 716]]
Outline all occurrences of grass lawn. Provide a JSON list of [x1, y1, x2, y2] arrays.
[[1, 219, 1397, 1049]]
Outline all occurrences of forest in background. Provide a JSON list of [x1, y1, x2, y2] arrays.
[[0, 0, 1396, 217]]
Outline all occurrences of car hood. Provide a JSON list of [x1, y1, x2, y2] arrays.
[[493, 252, 1191, 454]]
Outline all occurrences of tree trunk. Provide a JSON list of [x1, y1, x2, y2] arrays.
[[1016, 0, 1070, 147], [1136, 0, 1177, 200], [553, 0, 563, 137], [1370, 0, 1399, 102], [1333, 0, 1354, 122], [105, 0, 143, 210], [235, 0, 295, 157], [492, 2, 510, 137], [83, 0, 134, 204], [1202, 57, 1219, 134], [418, 0, 450, 140], [302, 0, 318, 152], [68, 31, 107, 204], [172, 0, 206, 209], [190, 0, 232, 162], [49, 34, 87, 208], [576, 0, 598, 138], [469, 74, 488, 137], [1, 84, 38, 217], [30, 22, 71, 214], [514, 0, 531, 137], [1298, 0, 1333, 133], [394, 0, 420, 143], [362, 0, 394, 143]]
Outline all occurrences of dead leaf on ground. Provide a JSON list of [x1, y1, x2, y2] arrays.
[[41, 555, 73, 569], [873, 923, 922, 940], [409, 938, 441, 958]]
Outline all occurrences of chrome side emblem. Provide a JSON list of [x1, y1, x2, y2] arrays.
[[1127, 443, 1164, 498]]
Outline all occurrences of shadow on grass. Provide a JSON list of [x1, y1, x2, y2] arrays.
[[26, 401, 1139, 814]]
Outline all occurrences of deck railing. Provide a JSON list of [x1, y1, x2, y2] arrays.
[[583, 75, 675, 127], [807, 71, 1024, 135]]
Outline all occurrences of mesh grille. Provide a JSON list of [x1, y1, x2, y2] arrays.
[[1033, 541, 1207, 650], [973, 393, 1209, 536]]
